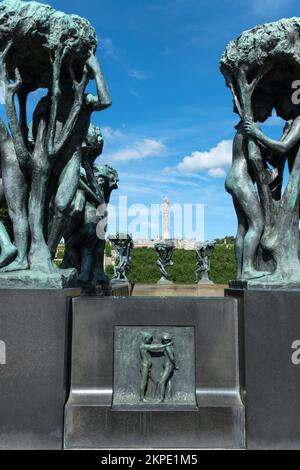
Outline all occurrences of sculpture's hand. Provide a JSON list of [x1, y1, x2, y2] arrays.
[[244, 120, 262, 139], [86, 52, 99, 73]]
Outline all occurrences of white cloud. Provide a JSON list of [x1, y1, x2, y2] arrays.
[[127, 68, 148, 80], [208, 168, 226, 178], [107, 139, 167, 162], [174, 140, 232, 176], [100, 37, 148, 80], [100, 37, 117, 59], [101, 127, 126, 144]]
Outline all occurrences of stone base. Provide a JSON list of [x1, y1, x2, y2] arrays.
[[0, 288, 80, 449], [226, 288, 300, 449], [132, 283, 226, 297], [111, 280, 132, 297], [229, 278, 300, 289], [157, 277, 173, 285], [0, 268, 77, 289], [64, 297, 245, 449]]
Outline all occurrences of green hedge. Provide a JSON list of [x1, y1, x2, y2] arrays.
[[106, 245, 236, 285]]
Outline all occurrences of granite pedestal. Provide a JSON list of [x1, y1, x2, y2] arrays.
[[0, 288, 80, 449], [226, 288, 300, 449], [64, 296, 245, 449]]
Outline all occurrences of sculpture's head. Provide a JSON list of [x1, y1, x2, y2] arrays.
[[82, 124, 103, 162], [94, 165, 119, 192], [274, 87, 300, 121], [161, 333, 173, 345], [0, 1, 111, 107], [252, 91, 274, 123], [142, 332, 153, 345]]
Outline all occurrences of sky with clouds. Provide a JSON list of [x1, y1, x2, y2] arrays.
[[1, 0, 299, 239]]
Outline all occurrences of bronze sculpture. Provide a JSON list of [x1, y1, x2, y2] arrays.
[[0, 0, 112, 287], [221, 18, 300, 286]]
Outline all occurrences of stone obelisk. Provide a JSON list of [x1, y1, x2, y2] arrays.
[[163, 197, 170, 240]]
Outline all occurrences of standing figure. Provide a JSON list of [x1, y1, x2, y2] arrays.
[[225, 93, 275, 280], [61, 162, 118, 291], [158, 333, 178, 403], [0, 104, 29, 272], [139, 332, 169, 403]]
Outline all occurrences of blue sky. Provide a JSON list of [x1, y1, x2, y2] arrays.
[[2, 0, 299, 239]]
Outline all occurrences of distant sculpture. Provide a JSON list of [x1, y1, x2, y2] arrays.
[[61, 126, 119, 291], [139, 331, 177, 403], [0, 0, 111, 287], [155, 240, 175, 283], [220, 17, 300, 287], [195, 240, 215, 284], [109, 234, 134, 282]]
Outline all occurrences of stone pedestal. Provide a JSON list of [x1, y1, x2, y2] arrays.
[[132, 283, 226, 297], [0, 269, 77, 289], [64, 297, 245, 449], [226, 288, 300, 450], [0, 288, 80, 449]]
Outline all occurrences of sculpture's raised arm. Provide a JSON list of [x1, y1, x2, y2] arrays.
[[244, 118, 300, 156], [0, 53, 31, 172], [86, 53, 112, 111]]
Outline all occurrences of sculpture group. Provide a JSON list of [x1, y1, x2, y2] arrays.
[[0, 0, 118, 289], [221, 18, 300, 287], [139, 331, 178, 403]]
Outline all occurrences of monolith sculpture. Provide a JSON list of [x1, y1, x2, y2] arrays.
[[0, 0, 112, 287], [220, 17, 300, 287]]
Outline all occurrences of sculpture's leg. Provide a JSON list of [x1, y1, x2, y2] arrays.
[[28, 170, 56, 273], [139, 367, 149, 402], [1, 157, 29, 272], [158, 366, 173, 403], [233, 198, 247, 280], [77, 240, 97, 287], [0, 222, 17, 268], [61, 242, 81, 272], [232, 182, 270, 280], [0, 134, 29, 271], [48, 150, 81, 258], [93, 239, 110, 285]]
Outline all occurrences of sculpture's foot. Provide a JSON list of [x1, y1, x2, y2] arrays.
[[29, 245, 59, 274], [0, 245, 18, 268], [241, 270, 271, 280], [30, 258, 59, 274], [0, 258, 29, 273]]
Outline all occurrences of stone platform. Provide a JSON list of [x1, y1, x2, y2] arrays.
[[0, 288, 80, 449], [0, 268, 77, 289], [64, 296, 244, 449], [132, 283, 226, 297], [226, 288, 300, 449]]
